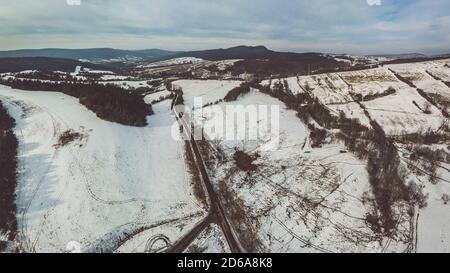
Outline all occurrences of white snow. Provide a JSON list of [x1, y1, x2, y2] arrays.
[[327, 102, 372, 127], [340, 67, 405, 98], [0, 85, 205, 252], [263, 65, 448, 135], [416, 177, 450, 253], [71, 66, 82, 77], [387, 62, 450, 112], [15, 70, 39, 75], [363, 86, 444, 135], [99, 75, 130, 81], [1, 58, 450, 253], [144, 90, 172, 104], [196, 91, 405, 253], [101, 80, 151, 90], [82, 68, 114, 75], [173, 80, 242, 109], [140, 57, 205, 68]]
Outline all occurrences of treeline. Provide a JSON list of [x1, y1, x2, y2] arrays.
[[389, 68, 449, 118], [255, 81, 414, 233], [224, 83, 252, 102], [0, 57, 105, 73], [353, 87, 396, 102], [0, 78, 153, 126], [382, 56, 450, 65], [0, 101, 18, 242], [393, 127, 450, 145], [15, 71, 75, 82]]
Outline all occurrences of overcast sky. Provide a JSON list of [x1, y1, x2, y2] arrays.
[[0, 0, 449, 54]]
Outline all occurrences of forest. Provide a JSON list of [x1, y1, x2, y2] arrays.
[[0, 101, 18, 243], [0, 78, 153, 126]]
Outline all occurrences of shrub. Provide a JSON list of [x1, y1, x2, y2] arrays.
[[408, 182, 428, 209], [56, 130, 84, 147], [443, 194, 450, 205], [234, 150, 259, 172], [362, 87, 396, 102], [308, 124, 328, 148]]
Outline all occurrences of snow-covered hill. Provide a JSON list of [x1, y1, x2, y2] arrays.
[[0, 85, 205, 252]]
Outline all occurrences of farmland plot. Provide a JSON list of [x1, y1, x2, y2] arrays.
[[193, 91, 410, 253]]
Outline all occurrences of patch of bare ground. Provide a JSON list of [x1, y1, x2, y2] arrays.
[[183, 140, 208, 208], [218, 178, 264, 252], [429, 93, 450, 111], [197, 139, 264, 252], [342, 73, 397, 84], [55, 129, 85, 148]]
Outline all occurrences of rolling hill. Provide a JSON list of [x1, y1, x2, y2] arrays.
[[0, 48, 175, 63]]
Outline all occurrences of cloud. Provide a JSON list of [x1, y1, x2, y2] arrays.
[[0, 0, 448, 54], [367, 0, 382, 6], [66, 0, 81, 6]]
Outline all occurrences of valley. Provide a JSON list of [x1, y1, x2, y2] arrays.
[[0, 50, 449, 253]]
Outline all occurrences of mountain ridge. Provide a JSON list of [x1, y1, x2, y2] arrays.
[[0, 46, 448, 66], [0, 48, 176, 63]]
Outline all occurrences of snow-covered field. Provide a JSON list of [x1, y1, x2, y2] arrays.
[[416, 177, 450, 253], [388, 61, 450, 112], [194, 91, 410, 253], [99, 75, 130, 81], [258, 60, 450, 253], [362, 86, 444, 135], [340, 68, 406, 98], [173, 80, 242, 109], [140, 57, 205, 68], [263, 64, 448, 135], [100, 80, 152, 90], [0, 85, 204, 252], [299, 73, 353, 104], [144, 90, 173, 104]]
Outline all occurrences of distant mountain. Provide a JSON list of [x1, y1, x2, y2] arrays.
[[370, 53, 428, 60], [2, 47, 447, 66], [0, 48, 175, 63], [0, 46, 294, 63], [151, 45, 347, 77], [435, 53, 450, 58], [0, 57, 110, 73], [170, 45, 275, 61]]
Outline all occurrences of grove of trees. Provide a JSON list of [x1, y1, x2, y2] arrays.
[[0, 101, 18, 241], [0, 78, 153, 126]]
